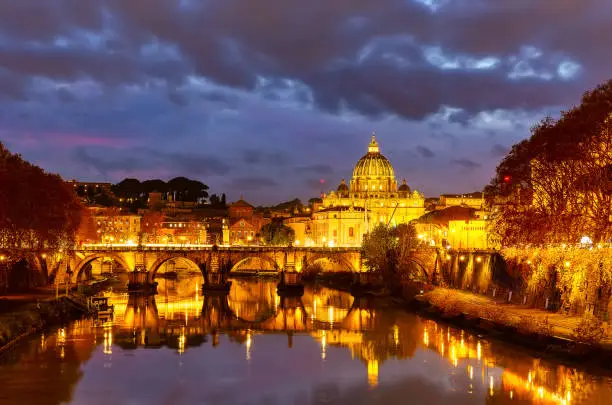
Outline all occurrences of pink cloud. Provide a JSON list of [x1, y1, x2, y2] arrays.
[[3, 132, 135, 149]]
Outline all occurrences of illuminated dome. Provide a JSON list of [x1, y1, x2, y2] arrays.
[[398, 179, 410, 193], [350, 134, 397, 194]]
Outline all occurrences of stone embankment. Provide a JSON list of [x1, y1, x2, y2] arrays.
[[410, 287, 612, 369]]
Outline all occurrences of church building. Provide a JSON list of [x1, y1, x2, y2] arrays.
[[309, 134, 425, 246]]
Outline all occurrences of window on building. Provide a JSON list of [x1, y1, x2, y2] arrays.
[[333, 230, 337, 237], [349, 227, 354, 237]]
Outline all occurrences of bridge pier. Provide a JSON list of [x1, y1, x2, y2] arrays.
[[277, 244, 304, 297], [201, 245, 232, 295], [127, 267, 157, 295]]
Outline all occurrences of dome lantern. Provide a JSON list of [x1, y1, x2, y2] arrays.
[[368, 133, 380, 154]]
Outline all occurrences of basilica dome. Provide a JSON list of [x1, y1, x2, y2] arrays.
[[350, 134, 397, 194], [352, 135, 395, 179]]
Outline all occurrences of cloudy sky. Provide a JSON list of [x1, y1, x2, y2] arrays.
[[1, 0, 610, 204]]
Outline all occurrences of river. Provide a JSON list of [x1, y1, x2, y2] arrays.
[[0, 278, 611, 405]]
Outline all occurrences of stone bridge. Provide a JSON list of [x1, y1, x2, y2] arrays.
[[1, 245, 444, 287], [63, 245, 364, 284]]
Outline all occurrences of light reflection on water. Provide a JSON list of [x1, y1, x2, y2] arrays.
[[0, 277, 611, 405]]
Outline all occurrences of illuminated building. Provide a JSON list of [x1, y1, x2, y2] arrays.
[[228, 199, 270, 245], [448, 219, 489, 249], [95, 213, 141, 244], [156, 219, 207, 245], [317, 134, 425, 246], [283, 216, 311, 246], [309, 206, 366, 247], [438, 192, 485, 210]]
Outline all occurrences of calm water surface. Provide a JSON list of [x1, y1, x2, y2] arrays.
[[1, 278, 611, 405]]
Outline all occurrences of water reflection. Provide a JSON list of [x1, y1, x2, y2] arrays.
[[0, 278, 611, 405]]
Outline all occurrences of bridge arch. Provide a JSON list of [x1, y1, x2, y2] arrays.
[[73, 253, 131, 283], [400, 257, 430, 283], [305, 253, 357, 273], [149, 255, 202, 277], [228, 255, 281, 273]]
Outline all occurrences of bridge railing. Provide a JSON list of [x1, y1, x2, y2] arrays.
[[76, 244, 362, 253]]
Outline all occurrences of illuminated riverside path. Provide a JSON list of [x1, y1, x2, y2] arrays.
[[1, 278, 612, 404]]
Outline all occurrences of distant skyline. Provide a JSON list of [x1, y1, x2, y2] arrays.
[[1, 1, 611, 204]]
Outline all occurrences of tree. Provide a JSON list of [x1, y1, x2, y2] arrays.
[[260, 221, 295, 245], [209, 194, 220, 205], [141, 179, 167, 194], [141, 211, 165, 243], [487, 80, 612, 245], [167, 177, 209, 203], [361, 224, 420, 290], [76, 208, 99, 245], [111, 178, 142, 199], [0, 142, 84, 252]]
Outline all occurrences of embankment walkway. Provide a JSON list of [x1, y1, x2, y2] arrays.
[[419, 287, 612, 349]]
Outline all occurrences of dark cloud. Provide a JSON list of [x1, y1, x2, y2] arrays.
[[242, 149, 288, 166], [227, 176, 278, 191], [167, 90, 188, 107], [295, 164, 334, 175], [416, 145, 435, 158], [56, 88, 76, 103], [0, 0, 609, 118], [452, 159, 481, 170], [73, 146, 230, 177], [1, 0, 611, 203], [491, 143, 509, 157]]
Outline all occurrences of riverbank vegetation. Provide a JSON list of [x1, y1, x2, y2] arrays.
[[0, 299, 75, 351]]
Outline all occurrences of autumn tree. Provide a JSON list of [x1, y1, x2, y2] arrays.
[[0, 142, 83, 251], [487, 80, 612, 245], [141, 211, 165, 243]]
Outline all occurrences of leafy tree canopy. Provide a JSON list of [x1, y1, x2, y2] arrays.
[[259, 221, 295, 246], [0, 142, 83, 251], [486, 80, 612, 244]]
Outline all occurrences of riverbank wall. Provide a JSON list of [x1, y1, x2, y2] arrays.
[[409, 287, 612, 370]]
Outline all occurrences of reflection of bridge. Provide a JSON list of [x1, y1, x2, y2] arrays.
[[111, 283, 376, 336], [63, 245, 364, 284], [90, 279, 422, 387]]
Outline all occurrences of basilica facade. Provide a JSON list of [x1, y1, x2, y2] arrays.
[[308, 134, 425, 246]]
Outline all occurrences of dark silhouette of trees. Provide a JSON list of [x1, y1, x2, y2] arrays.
[[109, 177, 211, 210], [167, 176, 209, 202], [0, 142, 83, 250], [486, 80, 612, 244]]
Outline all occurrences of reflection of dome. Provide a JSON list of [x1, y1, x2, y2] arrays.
[[350, 134, 397, 193]]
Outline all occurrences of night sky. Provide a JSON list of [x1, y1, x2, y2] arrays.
[[1, 1, 610, 204]]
